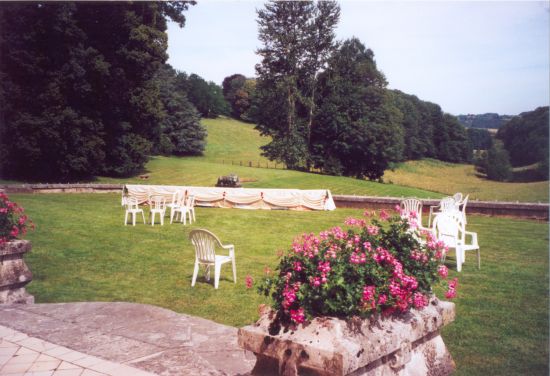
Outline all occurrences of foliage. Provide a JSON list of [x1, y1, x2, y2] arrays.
[[313, 39, 404, 180], [484, 141, 512, 182], [467, 128, 493, 150], [222, 74, 257, 121], [0, 2, 193, 181], [496, 106, 549, 168], [434, 114, 472, 163], [154, 64, 206, 155], [258, 209, 455, 325], [456, 113, 514, 129], [0, 193, 33, 244], [183, 73, 229, 118], [255, 0, 340, 169]]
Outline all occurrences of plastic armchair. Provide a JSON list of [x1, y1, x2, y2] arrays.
[[189, 229, 236, 289], [456, 194, 469, 224], [124, 197, 145, 226], [432, 211, 480, 272], [428, 197, 456, 228], [399, 198, 427, 230], [186, 195, 196, 223], [168, 190, 185, 224], [452, 192, 463, 204], [149, 195, 167, 226]]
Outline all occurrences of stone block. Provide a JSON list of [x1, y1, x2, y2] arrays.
[[0, 240, 34, 304], [238, 298, 455, 376]]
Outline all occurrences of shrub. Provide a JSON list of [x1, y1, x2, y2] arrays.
[[258, 208, 457, 326], [0, 193, 33, 244]]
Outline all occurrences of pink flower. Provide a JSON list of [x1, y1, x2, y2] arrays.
[[367, 226, 379, 235], [362, 285, 376, 302], [445, 278, 458, 299], [377, 294, 387, 305], [438, 265, 448, 279], [309, 276, 321, 287], [10, 226, 19, 238], [290, 308, 305, 324], [379, 210, 390, 221], [245, 275, 254, 289], [413, 292, 428, 308], [293, 261, 302, 272], [317, 261, 331, 274]]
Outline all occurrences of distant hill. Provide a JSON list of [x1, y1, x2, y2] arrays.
[[457, 113, 514, 129]]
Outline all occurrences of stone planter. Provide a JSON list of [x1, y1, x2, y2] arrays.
[[0, 240, 34, 304], [238, 298, 455, 376]]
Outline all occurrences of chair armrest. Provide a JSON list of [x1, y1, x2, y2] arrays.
[[464, 231, 478, 246]]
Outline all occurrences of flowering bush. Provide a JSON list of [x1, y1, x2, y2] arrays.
[[258, 207, 456, 326], [0, 192, 33, 245]]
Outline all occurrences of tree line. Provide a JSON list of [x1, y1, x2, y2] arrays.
[[0, 2, 221, 181]]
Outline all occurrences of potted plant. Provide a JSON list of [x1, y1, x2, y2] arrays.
[[0, 192, 35, 304], [239, 208, 457, 376]]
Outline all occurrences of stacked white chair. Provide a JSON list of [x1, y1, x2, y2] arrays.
[[189, 229, 236, 289], [399, 198, 427, 230], [173, 195, 195, 225], [124, 197, 145, 226], [432, 211, 480, 272], [168, 190, 185, 224], [149, 195, 167, 226]]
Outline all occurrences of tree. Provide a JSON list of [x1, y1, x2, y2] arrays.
[[485, 141, 512, 181], [312, 38, 404, 180], [222, 74, 257, 121], [154, 64, 206, 156], [496, 106, 549, 167], [185, 74, 229, 118], [255, 0, 339, 169], [467, 128, 493, 150], [0, 2, 194, 180]]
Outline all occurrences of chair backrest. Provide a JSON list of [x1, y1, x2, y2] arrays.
[[432, 211, 465, 247], [400, 198, 422, 218], [452, 192, 463, 204], [125, 196, 139, 210], [440, 197, 457, 212], [176, 190, 185, 205], [186, 195, 196, 208], [150, 195, 166, 210], [189, 229, 223, 263]]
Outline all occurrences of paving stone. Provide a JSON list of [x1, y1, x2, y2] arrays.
[[55, 361, 82, 371], [52, 369, 84, 376], [26, 359, 61, 372]]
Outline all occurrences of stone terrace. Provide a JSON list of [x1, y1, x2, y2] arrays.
[[0, 302, 256, 376]]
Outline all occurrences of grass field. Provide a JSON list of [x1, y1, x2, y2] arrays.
[[2, 117, 548, 202], [12, 192, 548, 375]]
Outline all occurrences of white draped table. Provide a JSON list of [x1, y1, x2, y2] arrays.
[[123, 185, 336, 211]]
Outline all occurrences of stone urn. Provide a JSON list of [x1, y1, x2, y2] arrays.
[[0, 240, 34, 304], [238, 298, 455, 376]]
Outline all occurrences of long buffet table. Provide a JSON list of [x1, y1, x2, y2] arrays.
[[123, 185, 336, 211]]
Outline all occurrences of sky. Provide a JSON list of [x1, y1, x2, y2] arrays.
[[167, 1, 549, 116]]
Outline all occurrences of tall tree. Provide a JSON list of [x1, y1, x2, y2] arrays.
[[154, 64, 206, 156], [0, 2, 193, 180], [255, 0, 339, 169], [185, 74, 229, 118], [312, 38, 404, 180]]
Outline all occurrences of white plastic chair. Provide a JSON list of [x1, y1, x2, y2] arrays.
[[452, 192, 463, 204], [189, 229, 236, 289], [173, 195, 195, 225], [432, 211, 480, 272], [399, 198, 426, 230], [428, 197, 456, 228], [149, 195, 167, 226], [456, 194, 469, 224], [124, 197, 145, 226], [168, 190, 185, 224]]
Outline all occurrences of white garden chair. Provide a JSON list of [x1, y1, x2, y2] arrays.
[[452, 192, 463, 204], [432, 211, 480, 272], [149, 195, 167, 226], [399, 198, 426, 230], [457, 194, 469, 224], [173, 195, 195, 225], [124, 197, 145, 226], [168, 190, 185, 224], [189, 229, 236, 289], [428, 196, 457, 228]]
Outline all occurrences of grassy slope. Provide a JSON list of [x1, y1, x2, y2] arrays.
[[385, 159, 548, 202], [13, 193, 549, 376]]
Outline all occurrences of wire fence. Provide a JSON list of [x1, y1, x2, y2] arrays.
[[220, 160, 287, 170]]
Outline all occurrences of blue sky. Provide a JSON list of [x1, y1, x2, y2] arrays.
[[167, 1, 549, 116]]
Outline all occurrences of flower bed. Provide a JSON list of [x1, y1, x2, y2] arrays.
[[258, 208, 456, 327]]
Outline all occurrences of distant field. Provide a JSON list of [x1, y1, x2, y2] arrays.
[[384, 159, 548, 203], [2, 117, 547, 202]]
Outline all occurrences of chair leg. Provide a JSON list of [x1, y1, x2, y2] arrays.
[[214, 262, 222, 289], [182, 210, 187, 225], [232, 257, 237, 283], [124, 212, 128, 226], [132, 213, 136, 226], [477, 249, 481, 269], [141, 211, 145, 224], [456, 247, 462, 272], [192, 209, 196, 222], [160, 213, 164, 226], [170, 208, 175, 224], [191, 260, 199, 287]]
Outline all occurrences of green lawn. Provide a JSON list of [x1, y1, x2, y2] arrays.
[[13, 193, 549, 376]]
